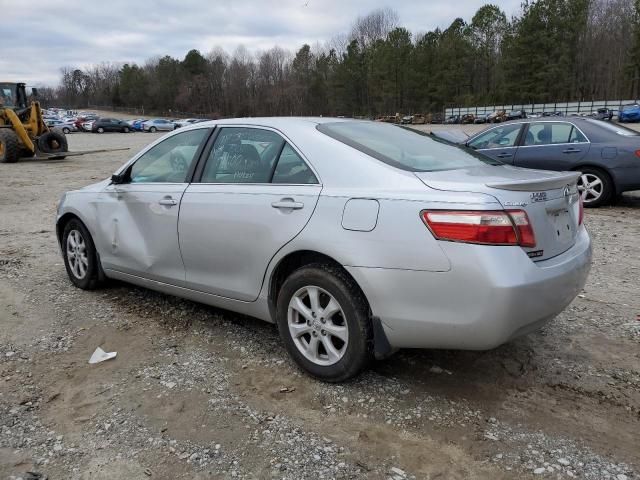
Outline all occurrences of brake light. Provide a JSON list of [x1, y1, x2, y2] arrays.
[[421, 210, 536, 248], [634, 150, 640, 158]]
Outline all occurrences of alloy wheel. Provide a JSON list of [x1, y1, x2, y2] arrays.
[[577, 173, 603, 204], [66, 229, 89, 279], [287, 286, 348, 366]]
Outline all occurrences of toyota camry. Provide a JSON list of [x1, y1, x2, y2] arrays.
[[56, 118, 592, 381]]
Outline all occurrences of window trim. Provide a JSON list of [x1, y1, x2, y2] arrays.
[[519, 121, 590, 148], [193, 125, 321, 186]]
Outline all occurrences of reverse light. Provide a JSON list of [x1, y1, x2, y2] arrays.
[[578, 195, 584, 225], [421, 210, 536, 248]]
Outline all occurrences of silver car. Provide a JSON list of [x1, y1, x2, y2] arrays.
[[143, 119, 176, 132], [56, 118, 592, 381]]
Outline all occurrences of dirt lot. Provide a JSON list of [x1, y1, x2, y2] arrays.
[[1, 127, 639, 480]]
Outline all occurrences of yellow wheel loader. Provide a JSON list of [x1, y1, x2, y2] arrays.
[[0, 82, 68, 163]]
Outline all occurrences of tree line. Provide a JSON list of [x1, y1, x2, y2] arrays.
[[45, 0, 640, 118]]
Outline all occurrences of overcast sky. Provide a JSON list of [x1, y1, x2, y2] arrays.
[[2, 0, 522, 86]]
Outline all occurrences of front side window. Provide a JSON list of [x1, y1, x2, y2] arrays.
[[201, 127, 285, 183], [129, 128, 208, 183], [467, 123, 522, 150]]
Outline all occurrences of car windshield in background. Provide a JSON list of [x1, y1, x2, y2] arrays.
[[586, 118, 640, 136], [317, 121, 501, 172]]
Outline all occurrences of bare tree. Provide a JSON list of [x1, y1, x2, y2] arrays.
[[350, 7, 399, 47]]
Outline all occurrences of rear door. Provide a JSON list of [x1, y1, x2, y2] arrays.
[[466, 122, 524, 164], [178, 126, 321, 301], [514, 121, 590, 171]]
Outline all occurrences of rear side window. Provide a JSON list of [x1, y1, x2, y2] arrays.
[[272, 144, 317, 184], [525, 123, 587, 145], [317, 121, 502, 172]]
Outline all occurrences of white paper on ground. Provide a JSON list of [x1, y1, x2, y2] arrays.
[[88, 347, 117, 364]]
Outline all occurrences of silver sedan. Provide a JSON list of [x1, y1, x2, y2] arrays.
[[56, 118, 592, 381]]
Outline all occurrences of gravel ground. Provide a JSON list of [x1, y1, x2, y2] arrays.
[[0, 124, 639, 480]]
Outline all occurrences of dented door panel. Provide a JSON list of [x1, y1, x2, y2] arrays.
[[95, 183, 188, 285]]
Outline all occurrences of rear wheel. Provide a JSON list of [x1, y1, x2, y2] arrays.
[[62, 219, 101, 290], [0, 129, 20, 163], [577, 167, 613, 207], [123, 126, 130, 133], [276, 263, 372, 382], [62, 127, 71, 134], [149, 126, 157, 133]]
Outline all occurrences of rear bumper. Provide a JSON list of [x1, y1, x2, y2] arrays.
[[346, 226, 592, 350]]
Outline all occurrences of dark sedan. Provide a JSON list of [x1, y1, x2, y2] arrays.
[[461, 118, 640, 207], [91, 118, 131, 133]]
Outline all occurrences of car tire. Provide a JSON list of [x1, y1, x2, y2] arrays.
[[62, 218, 102, 290], [123, 127, 130, 133], [276, 263, 373, 382], [0, 128, 20, 163], [577, 167, 613, 208], [37, 130, 68, 157], [62, 127, 71, 134], [97, 127, 104, 133], [149, 126, 157, 133]]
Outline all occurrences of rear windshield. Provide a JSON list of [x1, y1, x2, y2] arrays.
[[317, 121, 501, 172], [586, 118, 640, 136]]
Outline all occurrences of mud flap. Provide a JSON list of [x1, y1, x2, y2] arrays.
[[371, 316, 395, 360]]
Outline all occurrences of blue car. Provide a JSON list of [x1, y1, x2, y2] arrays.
[[618, 104, 640, 122], [128, 118, 147, 131]]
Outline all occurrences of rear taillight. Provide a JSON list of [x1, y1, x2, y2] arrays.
[[634, 149, 640, 158], [421, 210, 536, 248]]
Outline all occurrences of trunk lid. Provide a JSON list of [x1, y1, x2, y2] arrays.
[[415, 165, 581, 261]]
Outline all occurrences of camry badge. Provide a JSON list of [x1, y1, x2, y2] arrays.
[[562, 185, 571, 197]]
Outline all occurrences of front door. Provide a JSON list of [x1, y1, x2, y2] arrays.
[[94, 128, 210, 285], [179, 126, 322, 301]]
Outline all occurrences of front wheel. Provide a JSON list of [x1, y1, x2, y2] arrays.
[[577, 167, 613, 207], [276, 264, 372, 382], [62, 127, 71, 134], [97, 127, 104, 133], [123, 126, 130, 133], [149, 126, 157, 133], [62, 219, 102, 290]]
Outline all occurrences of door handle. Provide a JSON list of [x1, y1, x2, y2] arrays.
[[158, 197, 178, 206], [562, 148, 581, 154], [271, 199, 304, 210], [496, 152, 513, 158]]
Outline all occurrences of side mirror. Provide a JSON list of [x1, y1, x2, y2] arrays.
[[111, 173, 127, 184]]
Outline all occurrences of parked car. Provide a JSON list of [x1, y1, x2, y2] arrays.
[[175, 118, 201, 128], [542, 111, 564, 117], [618, 104, 640, 122], [457, 117, 640, 207], [430, 113, 444, 124], [411, 114, 426, 125], [487, 110, 507, 123], [401, 115, 414, 125], [445, 115, 460, 124], [507, 110, 527, 120], [143, 119, 177, 132], [474, 113, 491, 124], [461, 113, 475, 124], [56, 118, 591, 381], [45, 119, 78, 134], [75, 114, 98, 130], [590, 108, 613, 121], [91, 118, 131, 133]]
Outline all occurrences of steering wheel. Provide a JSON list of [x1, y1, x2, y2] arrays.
[[169, 151, 188, 173]]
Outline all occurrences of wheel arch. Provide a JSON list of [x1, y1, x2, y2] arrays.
[[56, 212, 106, 281], [267, 249, 393, 359]]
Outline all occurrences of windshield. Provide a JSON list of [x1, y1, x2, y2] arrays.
[[586, 118, 640, 136], [317, 121, 502, 172], [0, 83, 16, 107]]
